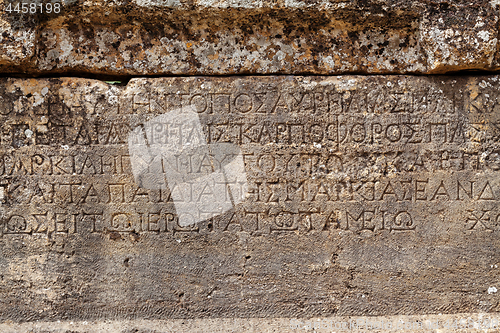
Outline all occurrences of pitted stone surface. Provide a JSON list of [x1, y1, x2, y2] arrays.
[[0, 76, 499, 322], [0, 1, 36, 66], [2, 313, 500, 332], [1, 0, 500, 75]]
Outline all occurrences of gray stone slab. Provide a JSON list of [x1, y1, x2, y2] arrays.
[[0, 76, 499, 322]]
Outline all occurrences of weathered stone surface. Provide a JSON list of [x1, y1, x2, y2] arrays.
[[0, 75, 500, 323], [2, 313, 500, 332], [1, 0, 500, 75], [0, 1, 36, 67]]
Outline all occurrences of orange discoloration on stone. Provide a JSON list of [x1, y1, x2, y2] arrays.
[[0, 0, 499, 75]]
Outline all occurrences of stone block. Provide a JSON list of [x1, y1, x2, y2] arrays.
[[0, 76, 499, 323]]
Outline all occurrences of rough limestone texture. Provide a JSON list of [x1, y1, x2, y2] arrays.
[[1, 0, 500, 75], [0, 76, 500, 324], [2, 313, 500, 332]]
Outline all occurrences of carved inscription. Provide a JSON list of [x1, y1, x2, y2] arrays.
[[1, 76, 500, 239]]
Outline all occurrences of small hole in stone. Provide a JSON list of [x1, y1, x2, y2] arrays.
[[124, 258, 130, 267]]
